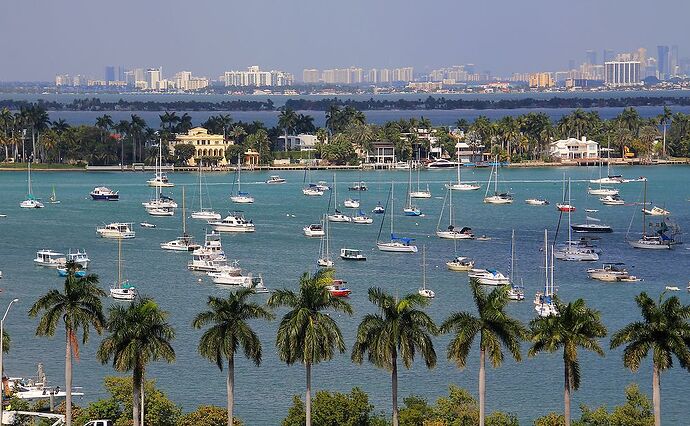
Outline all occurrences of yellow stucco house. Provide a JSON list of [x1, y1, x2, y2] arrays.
[[169, 127, 233, 166]]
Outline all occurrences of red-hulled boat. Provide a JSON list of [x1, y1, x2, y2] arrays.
[[326, 280, 351, 297], [556, 203, 576, 212]]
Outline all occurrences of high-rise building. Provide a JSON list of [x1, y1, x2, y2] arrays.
[[146, 68, 162, 90], [585, 50, 597, 65], [528, 72, 554, 88], [117, 66, 126, 82], [379, 69, 391, 83], [367, 68, 378, 84], [604, 61, 642, 87], [105, 66, 115, 82], [670, 45, 679, 76], [302, 69, 320, 83], [603, 49, 615, 64], [223, 66, 293, 87], [393, 67, 414, 82], [657, 45, 670, 79]]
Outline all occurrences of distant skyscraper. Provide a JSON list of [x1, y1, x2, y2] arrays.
[[657, 45, 670, 79], [302, 69, 320, 83], [117, 66, 126, 82], [605, 61, 642, 87], [670, 45, 679, 76], [585, 50, 597, 65], [105, 66, 115, 82], [603, 49, 615, 63]]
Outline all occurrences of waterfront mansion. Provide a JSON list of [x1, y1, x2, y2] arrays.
[[169, 127, 233, 165]]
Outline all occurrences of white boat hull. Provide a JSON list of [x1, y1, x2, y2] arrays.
[[377, 242, 418, 253], [327, 214, 351, 222], [409, 191, 432, 199], [110, 287, 136, 300], [191, 211, 221, 220], [627, 239, 673, 250], [436, 230, 474, 239], [97, 230, 136, 239], [303, 228, 325, 237], [352, 216, 373, 224], [588, 188, 619, 196], [484, 196, 513, 204], [230, 196, 254, 204], [210, 224, 255, 233], [446, 183, 481, 191], [343, 200, 360, 208]]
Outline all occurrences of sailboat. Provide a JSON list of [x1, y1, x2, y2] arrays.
[[506, 230, 525, 301], [626, 180, 681, 249], [111, 237, 137, 301], [327, 174, 351, 222], [317, 215, 334, 267], [446, 147, 480, 191], [145, 183, 175, 216], [20, 162, 44, 208], [191, 162, 221, 220], [230, 154, 254, 204], [436, 186, 474, 239], [403, 161, 423, 216], [48, 185, 61, 204], [556, 173, 576, 212], [483, 156, 513, 204], [588, 159, 619, 196], [377, 183, 418, 253], [534, 230, 558, 317], [161, 187, 201, 251], [554, 179, 599, 261], [418, 246, 435, 298], [409, 158, 431, 198], [147, 140, 174, 187], [302, 154, 323, 196], [571, 187, 612, 233]]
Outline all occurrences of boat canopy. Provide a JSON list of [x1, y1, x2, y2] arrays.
[[391, 234, 415, 244]]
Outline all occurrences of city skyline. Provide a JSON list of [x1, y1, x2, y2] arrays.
[[1, 0, 689, 81]]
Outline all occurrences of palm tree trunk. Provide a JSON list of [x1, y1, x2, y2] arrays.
[[392, 353, 399, 426], [133, 365, 142, 426], [653, 362, 661, 426], [65, 331, 72, 426], [479, 348, 486, 426], [564, 359, 571, 426], [227, 356, 234, 426], [305, 361, 312, 426]]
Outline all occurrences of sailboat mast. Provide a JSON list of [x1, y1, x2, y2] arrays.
[[550, 245, 555, 296], [390, 182, 394, 235], [567, 178, 572, 247], [236, 154, 241, 193], [182, 186, 186, 234], [325, 215, 330, 260], [117, 237, 122, 285], [544, 229, 548, 293], [456, 148, 461, 184], [449, 186, 453, 226], [510, 229, 515, 283], [422, 245, 427, 290], [27, 161, 32, 194], [642, 179, 647, 235], [198, 163, 203, 211]]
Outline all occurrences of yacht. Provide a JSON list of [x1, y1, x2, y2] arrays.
[[348, 181, 368, 191], [446, 256, 475, 271], [90, 186, 119, 201], [410, 164, 431, 198], [446, 149, 480, 191], [266, 175, 286, 184], [20, 162, 44, 209], [571, 211, 613, 233], [33, 250, 67, 268], [162, 187, 200, 251], [303, 223, 325, 237], [147, 207, 174, 217], [67, 249, 90, 268], [535, 230, 558, 317], [142, 194, 178, 209], [468, 268, 510, 286], [555, 179, 599, 261], [587, 263, 637, 282], [315, 181, 331, 191], [587, 187, 619, 196], [230, 158, 254, 204], [188, 252, 229, 273], [327, 175, 351, 221], [556, 203, 576, 212], [343, 198, 360, 208], [403, 163, 424, 215], [302, 185, 324, 196], [600, 194, 625, 205], [642, 206, 670, 216], [340, 248, 367, 261], [372, 202, 385, 214], [317, 216, 334, 267], [427, 158, 458, 168], [418, 246, 435, 298], [326, 280, 351, 297], [627, 181, 681, 250], [208, 212, 255, 233], [96, 223, 136, 239], [191, 210, 221, 220], [525, 198, 549, 205]]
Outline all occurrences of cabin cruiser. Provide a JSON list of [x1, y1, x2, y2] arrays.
[[160, 234, 201, 252], [326, 280, 352, 297], [303, 223, 325, 237], [372, 203, 385, 214], [96, 223, 136, 239], [427, 158, 458, 168], [348, 182, 368, 191], [315, 181, 330, 191], [436, 225, 474, 240], [352, 210, 374, 224], [302, 185, 324, 196], [587, 263, 637, 282], [343, 198, 360, 208], [33, 250, 67, 268], [446, 256, 475, 271], [525, 198, 549, 205], [327, 210, 352, 223], [90, 186, 119, 201], [266, 175, 286, 184], [340, 248, 367, 261], [20, 196, 44, 209], [208, 212, 255, 232], [7, 364, 84, 402], [600, 194, 625, 205], [642, 206, 670, 216], [147, 173, 174, 187], [67, 249, 90, 268], [468, 268, 510, 286], [188, 251, 229, 273]]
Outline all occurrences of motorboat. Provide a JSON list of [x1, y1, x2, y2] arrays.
[[188, 253, 229, 273], [302, 186, 324, 196], [208, 212, 255, 233], [327, 210, 352, 222], [326, 280, 351, 297], [665, 286, 680, 291], [96, 223, 136, 239], [266, 175, 286, 184], [352, 210, 374, 224], [436, 188, 473, 239], [67, 249, 90, 268], [20, 162, 44, 209], [348, 181, 368, 191], [192, 163, 221, 220], [377, 183, 418, 253], [600, 194, 625, 205], [161, 235, 201, 252], [554, 245, 599, 261], [33, 250, 67, 268], [7, 364, 84, 402], [403, 206, 423, 216], [418, 246, 435, 298], [110, 237, 137, 301], [343, 198, 360, 208], [446, 256, 475, 271], [315, 181, 330, 191], [140, 222, 156, 228], [212, 273, 269, 293], [468, 268, 510, 286], [195, 231, 225, 257], [427, 158, 458, 168], [340, 248, 367, 261], [643, 206, 670, 216], [395, 161, 411, 170], [303, 223, 325, 237], [90, 186, 119, 201], [372, 203, 385, 214], [587, 187, 618, 196], [556, 203, 576, 212], [525, 198, 549, 205], [147, 207, 174, 217], [484, 157, 513, 204], [587, 263, 637, 282]]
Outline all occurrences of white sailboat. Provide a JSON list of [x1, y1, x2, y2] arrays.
[[403, 162, 423, 216], [191, 162, 221, 220], [506, 230, 525, 301], [145, 183, 175, 216], [111, 237, 137, 301], [161, 187, 201, 251], [588, 160, 619, 195], [627, 180, 681, 249], [302, 155, 324, 196], [534, 230, 558, 317], [230, 155, 254, 204], [48, 185, 60, 204], [20, 162, 44, 208], [554, 179, 599, 261], [483, 156, 513, 204], [147, 140, 174, 187], [377, 183, 418, 253], [409, 159, 431, 198], [436, 187, 474, 239], [327, 174, 351, 222], [446, 147, 480, 191], [418, 246, 435, 298], [317, 215, 334, 267]]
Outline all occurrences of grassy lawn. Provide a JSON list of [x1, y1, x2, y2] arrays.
[[0, 162, 85, 170]]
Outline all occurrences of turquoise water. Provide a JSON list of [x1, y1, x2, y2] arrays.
[[0, 165, 689, 424]]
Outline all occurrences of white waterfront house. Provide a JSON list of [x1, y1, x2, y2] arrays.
[[278, 134, 319, 151], [365, 141, 396, 165], [549, 136, 599, 159]]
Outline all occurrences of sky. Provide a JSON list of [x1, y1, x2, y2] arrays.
[[1, 0, 689, 81]]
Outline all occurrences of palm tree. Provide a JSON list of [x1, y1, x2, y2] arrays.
[[657, 106, 672, 157], [528, 298, 607, 426], [230, 125, 247, 146], [130, 114, 147, 163], [440, 278, 526, 426], [610, 292, 690, 426], [267, 269, 352, 426], [95, 114, 114, 145], [193, 289, 274, 426], [277, 108, 298, 151], [97, 297, 175, 426], [28, 262, 106, 426], [351, 288, 437, 426]]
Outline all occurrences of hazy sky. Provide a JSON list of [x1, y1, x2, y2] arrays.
[[1, 0, 688, 81]]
